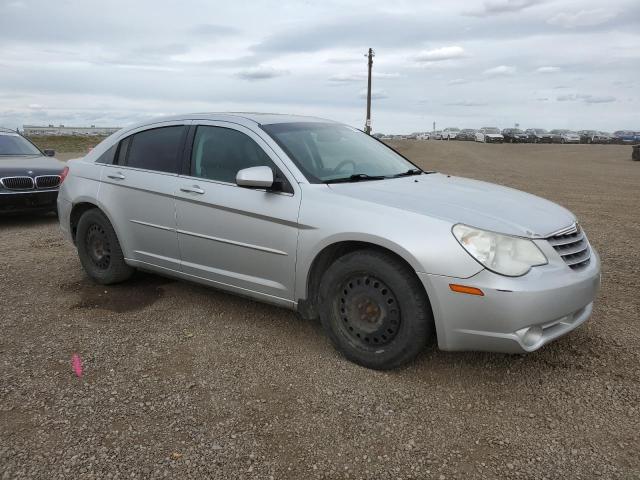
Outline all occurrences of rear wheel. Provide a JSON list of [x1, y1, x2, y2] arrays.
[[318, 250, 433, 370], [76, 209, 134, 285]]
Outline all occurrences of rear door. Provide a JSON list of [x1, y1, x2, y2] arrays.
[[99, 122, 189, 271], [174, 121, 301, 305]]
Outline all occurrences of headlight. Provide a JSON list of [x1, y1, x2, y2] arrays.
[[452, 224, 547, 276]]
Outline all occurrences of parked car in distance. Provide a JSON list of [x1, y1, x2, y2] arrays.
[[0, 128, 65, 214], [597, 132, 614, 144], [432, 130, 443, 140], [550, 129, 581, 144], [417, 133, 430, 140], [578, 130, 609, 144], [58, 113, 601, 370], [501, 128, 529, 143], [456, 129, 476, 141], [442, 128, 460, 140], [525, 128, 553, 143], [475, 127, 504, 143], [612, 130, 637, 144]]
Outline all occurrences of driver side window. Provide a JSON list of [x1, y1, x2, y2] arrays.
[[191, 126, 276, 184]]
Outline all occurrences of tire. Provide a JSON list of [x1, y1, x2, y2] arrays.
[[76, 208, 134, 285], [561, 138, 565, 144], [318, 250, 433, 370]]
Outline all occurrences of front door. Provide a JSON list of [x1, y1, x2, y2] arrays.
[[174, 122, 301, 305]]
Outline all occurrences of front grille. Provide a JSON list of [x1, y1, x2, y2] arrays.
[[547, 224, 591, 270], [35, 175, 61, 189], [1, 176, 34, 190]]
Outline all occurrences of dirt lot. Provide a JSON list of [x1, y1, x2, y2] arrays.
[[1, 141, 639, 479]]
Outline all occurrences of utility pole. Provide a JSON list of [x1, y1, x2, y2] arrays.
[[364, 48, 374, 134]]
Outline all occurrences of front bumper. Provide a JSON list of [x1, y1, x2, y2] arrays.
[[419, 247, 601, 353], [0, 190, 59, 214]]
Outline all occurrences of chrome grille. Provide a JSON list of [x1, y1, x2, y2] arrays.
[[547, 224, 591, 270], [1, 176, 34, 190], [35, 175, 61, 189]]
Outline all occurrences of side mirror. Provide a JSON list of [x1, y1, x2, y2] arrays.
[[43, 149, 55, 157], [236, 166, 274, 189]]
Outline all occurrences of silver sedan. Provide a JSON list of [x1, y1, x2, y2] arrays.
[[58, 113, 600, 369]]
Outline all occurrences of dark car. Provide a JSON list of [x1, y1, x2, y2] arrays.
[[502, 128, 529, 143], [578, 130, 609, 144], [456, 129, 476, 141], [525, 128, 553, 143], [0, 128, 65, 214]]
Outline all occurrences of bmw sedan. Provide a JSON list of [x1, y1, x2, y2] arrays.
[[58, 113, 601, 370], [0, 128, 65, 214]]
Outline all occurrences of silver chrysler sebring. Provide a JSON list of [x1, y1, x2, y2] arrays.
[[58, 113, 600, 369]]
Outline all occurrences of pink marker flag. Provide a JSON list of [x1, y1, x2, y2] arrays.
[[71, 353, 83, 378]]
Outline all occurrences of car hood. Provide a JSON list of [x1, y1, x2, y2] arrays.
[[0, 155, 65, 176], [328, 173, 575, 238], [484, 133, 503, 138]]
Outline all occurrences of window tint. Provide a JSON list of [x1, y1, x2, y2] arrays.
[[191, 126, 275, 183], [122, 126, 186, 173]]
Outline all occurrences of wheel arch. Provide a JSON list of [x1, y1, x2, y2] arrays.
[[298, 240, 433, 325], [69, 201, 126, 256]]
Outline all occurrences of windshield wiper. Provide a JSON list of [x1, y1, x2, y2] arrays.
[[392, 168, 423, 178], [325, 173, 386, 184]]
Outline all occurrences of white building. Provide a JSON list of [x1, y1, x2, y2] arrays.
[[23, 124, 120, 136]]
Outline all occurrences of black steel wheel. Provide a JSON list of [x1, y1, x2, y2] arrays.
[[85, 223, 112, 270], [319, 250, 434, 370], [335, 274, 401, 349], [76, 209, 134, 284]]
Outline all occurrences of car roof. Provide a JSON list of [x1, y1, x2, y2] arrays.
[[121, 112, 336, 134]]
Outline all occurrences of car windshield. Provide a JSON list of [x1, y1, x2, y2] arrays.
[[446, 128, 460, 132], [484, 128, 500, 134], [261, 122, 419, 183], [535, 129, 548, 134], [0, 132, 41, 156]]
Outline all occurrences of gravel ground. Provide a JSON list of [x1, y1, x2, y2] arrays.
[[1, 142, 639, 479]]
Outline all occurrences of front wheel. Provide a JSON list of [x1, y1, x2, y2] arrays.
[[76, 209, 134, 285], [318, 250, 433, 370]]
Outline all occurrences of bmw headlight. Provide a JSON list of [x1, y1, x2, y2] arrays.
[[452, 224, 547, 277]]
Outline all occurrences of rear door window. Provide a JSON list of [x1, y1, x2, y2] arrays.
[[118, 126, 186, 173]]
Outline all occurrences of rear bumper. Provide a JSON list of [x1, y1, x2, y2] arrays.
[[0, 190, 58, 214], [419, 248, 601, 353]]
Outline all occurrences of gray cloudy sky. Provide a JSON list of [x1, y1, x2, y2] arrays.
[[1, 0, 638, 133]]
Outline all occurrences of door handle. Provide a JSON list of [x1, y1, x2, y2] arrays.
[[180, 185, 205, 194], [107, 172, 125, 180]]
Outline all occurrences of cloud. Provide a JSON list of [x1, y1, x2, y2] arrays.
[[483, 65, 516, 76], [446, 100, 489, 106], [359, 89, 388, 100], [556, 94, 616, 103], [536, 97, 549, 101], [467, 0, 541, 17], [27, 103, 45, 110], [190, 24, 238, 36], [547, 9, 617, 28], [328, 72, 400, 83], [536, 66, 561, 73], [448, 78, 469, 85], [235, 65, 289, 81], [415, 46, 466, 62]]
